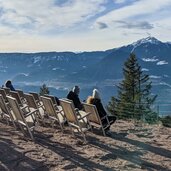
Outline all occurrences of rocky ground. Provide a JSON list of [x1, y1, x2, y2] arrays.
[[0, 119, 171, 171]]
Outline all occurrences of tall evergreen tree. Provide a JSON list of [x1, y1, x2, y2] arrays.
[[107, 53, 157, 123], [39, 84, 50, 96]]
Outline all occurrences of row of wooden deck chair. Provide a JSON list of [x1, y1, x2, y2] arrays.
[[0, 88, 43, 140], [0, 94, 37, 140], [0, 89, 113, 141]]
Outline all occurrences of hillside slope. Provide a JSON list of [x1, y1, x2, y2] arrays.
[[0, 120, 171, 171]]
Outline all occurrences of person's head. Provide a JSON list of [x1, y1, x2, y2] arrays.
[[72, 85, 80, 95], [5, 80, 12, 87], [92, 89, 100, 99]]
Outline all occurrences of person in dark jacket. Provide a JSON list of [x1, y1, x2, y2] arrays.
[[67, 86, 83, 110], [5, 80, 15, 91], [87, 89, 116, 134]]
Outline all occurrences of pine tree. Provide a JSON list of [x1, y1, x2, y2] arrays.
[[107, 53, 157, 123], [39, 84, 50, 96]]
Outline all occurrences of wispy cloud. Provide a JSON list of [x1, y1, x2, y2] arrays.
[[115, 20, 153, 30], [0, 0, 106, 33], [95, 22, 108, 29], [96, 0, 171, 25], [0, 0, 171, 52], [114, 0, 126, 4]]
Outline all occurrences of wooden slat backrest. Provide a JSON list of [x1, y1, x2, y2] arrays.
[[3, 87, 10, 95], [6, 96, 25, 123], [29, 92, 40, 102], [24, 93, 37, 109], [44, 94, 57, 105], [0, 89, 8, 101], [10, 91, 23, 106], [83, 103, 101, 125], [16, 89, 25, 98], [60, 99, 77, 123], [0, 94, 9, 114], [41, 96, 56, 117]]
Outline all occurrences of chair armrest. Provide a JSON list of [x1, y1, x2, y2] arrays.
[[25, 109, 38, 118], [101, 115, 111, 124], [21, 105, 29, 110], [101, 115, 108, 120], [55, 109, 64, 117], [74, 108, 79, 112], [78, 112, 91, 120]]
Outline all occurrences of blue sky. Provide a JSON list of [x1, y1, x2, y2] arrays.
[[0, 0, 171, 52]]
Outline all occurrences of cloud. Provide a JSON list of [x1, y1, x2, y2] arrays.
[[114, 0, 126, 4], [157, 60, 168, 65], [0, 0, 171, 52], [95, 22, 108, 29], [115, 20, 153, 30], [95, 0, 171, 27], [0, 25, 16, 36], [0, 0, 107, 33]]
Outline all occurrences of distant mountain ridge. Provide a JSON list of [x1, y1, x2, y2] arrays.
[[0, 36, 171, 108], [68, 37, 171, 83], [0, 36, 171, 84]]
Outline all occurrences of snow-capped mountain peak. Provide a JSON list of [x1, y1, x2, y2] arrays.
[[130, 37, 162, 52], [132, 36, 161, 46]]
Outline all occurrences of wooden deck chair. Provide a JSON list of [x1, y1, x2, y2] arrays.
[[6, 96, 37, 140], [2, 87, 10, 95], [29, 92, 43, 107], [10, 91, 23, 106], [43, 94, 58, 107], [82, 103, 110, 136], [0, 95, 16, 127], [0, 88, 8, 102], [10, 91, 29, 110], [15, 89, 25, 102], [60, 99, 91, 141], [82, 102, 111, 136], [24, 93, 45, 124], [29, 92, 40, 103], [41, 96, 65, 131]]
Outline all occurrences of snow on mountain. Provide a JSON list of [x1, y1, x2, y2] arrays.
[[130, 37, 162, 52], [156, 60, 168, 65], [142, 56, 159, 62], [132, 36, 161, 46]]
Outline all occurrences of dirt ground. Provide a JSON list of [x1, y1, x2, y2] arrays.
[[0, 119, 171, 171]]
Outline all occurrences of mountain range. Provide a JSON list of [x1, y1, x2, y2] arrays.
[[0, 36, 171, 115]]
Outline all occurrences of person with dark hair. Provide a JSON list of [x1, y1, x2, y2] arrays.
[[67, 85, 83, 110], [87, 89, 116, 135], [5, 80, 15, 91]]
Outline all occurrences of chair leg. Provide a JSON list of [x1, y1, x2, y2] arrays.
[[80, 129, 86, 142], [59, 122, 64, 133], [6, 118, 9, 125], [27, 126, 34, 140], [12, 120, 17, 129], [51, 120, 55, 129], [69, 124, 75, 137], [34, 111, 40, 126], [19, 124, 26, 135], [102, 127, 106, 136]]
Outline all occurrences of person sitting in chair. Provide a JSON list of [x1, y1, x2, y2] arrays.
[[67, 85, 83, 110], [86, 89, 116, 135], [5, 80, 15, 91]]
